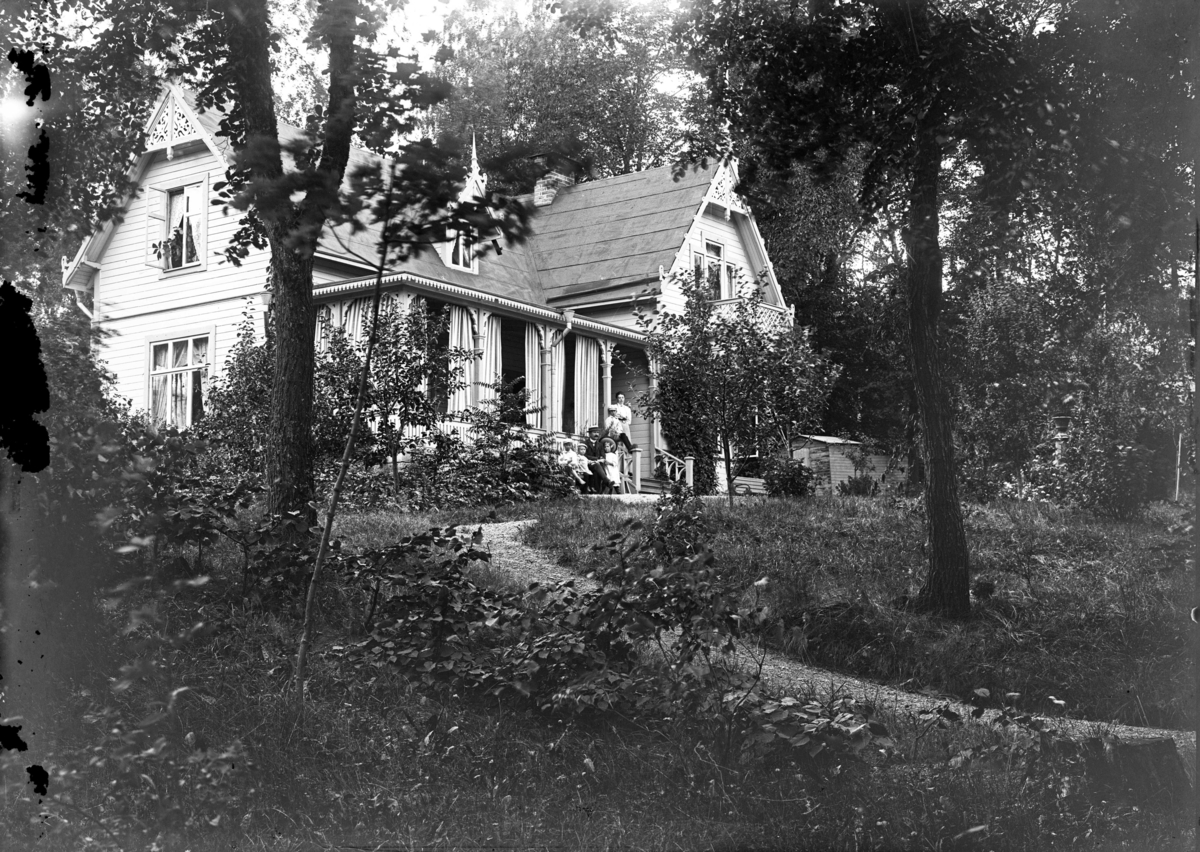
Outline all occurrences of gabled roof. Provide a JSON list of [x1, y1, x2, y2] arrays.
[[67, 86, 780, 318], [531, 165, 714, 303]]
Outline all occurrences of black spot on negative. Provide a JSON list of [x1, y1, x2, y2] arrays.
[[0, 725, 29, 752], [27, 764, 49, 796]]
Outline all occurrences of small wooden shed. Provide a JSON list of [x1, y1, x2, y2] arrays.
[[789, 435, 897, 494]]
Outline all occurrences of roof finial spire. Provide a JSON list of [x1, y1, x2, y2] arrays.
[[462, 129, 487, 199]]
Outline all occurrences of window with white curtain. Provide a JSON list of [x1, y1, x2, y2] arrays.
[[164, 184, 204, 270], [150, 335, 209, 428]]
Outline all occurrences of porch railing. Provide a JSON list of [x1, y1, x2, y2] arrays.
[[618, 447, 643, 494], [654, 448, 694, 488]]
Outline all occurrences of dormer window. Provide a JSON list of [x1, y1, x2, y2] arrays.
[[441, 134, 486, 274], [446, 227, 477, 273]]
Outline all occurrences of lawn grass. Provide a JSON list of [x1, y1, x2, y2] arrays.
[[522, 495, 1194, 730], [4, 496, 1192, 851]]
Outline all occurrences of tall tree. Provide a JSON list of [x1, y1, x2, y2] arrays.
[[685, 0, 1065, 617], [751, 159, 911, 448]]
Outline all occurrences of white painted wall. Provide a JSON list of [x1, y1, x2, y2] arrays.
[[93, 144, 271, 410], [661, 207, 763, 315]]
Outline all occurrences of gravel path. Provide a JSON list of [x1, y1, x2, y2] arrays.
[[479, 519, 1196, 769]]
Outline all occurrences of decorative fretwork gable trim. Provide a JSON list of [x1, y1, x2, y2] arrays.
[[145, 86, 205, 160], [703, 161, 748, 220]]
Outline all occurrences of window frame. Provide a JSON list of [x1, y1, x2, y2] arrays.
[[146, 176, 209, 277], [146, 330, 214, 430], [444, 227, 478, 274], [693, 239, 727, 299]]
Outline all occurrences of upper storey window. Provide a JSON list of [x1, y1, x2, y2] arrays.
[[166, 185, 203, 269], [694, 240, 732, 299], [146, 181, 207, 273]]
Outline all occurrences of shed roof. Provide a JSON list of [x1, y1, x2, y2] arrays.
[[793, 435, 864, 446]]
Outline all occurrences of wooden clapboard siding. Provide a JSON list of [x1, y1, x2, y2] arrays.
[[95, 147, 268, 324], [792, 438, 897, 494], [313, 258, 374, 285], [98, 297, 259, 414], [570, 302, 643, 332], [828, 448, 858, 488], [657, 207, 758, 314], [694, 208, 754, 281], [94, 142, 269, 408]]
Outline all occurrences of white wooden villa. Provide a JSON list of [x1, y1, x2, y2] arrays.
[[61, 84, 792, 493]]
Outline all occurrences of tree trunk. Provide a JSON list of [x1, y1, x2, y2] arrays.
[[265, 243, 317, 521], [723, 434, 735, 508], [217, 0, 358, 523], [905, 377, 924, 490], [390, 437, 401, 496], [905, 122, 971, 620]]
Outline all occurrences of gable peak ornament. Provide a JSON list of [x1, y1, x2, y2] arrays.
[[146, 89, 202, 160]]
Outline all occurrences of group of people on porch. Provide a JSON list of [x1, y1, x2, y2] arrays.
[[558, 393, 637, 493]]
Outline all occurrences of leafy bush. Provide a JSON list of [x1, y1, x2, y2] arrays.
[[338, 515, 887, 778], [1024, 384, 1164, 520], [762, 457, 817, 497], [836, 473, 880, 497], [650, 485, 708, 553], [381, 382, 576, 510], [195, 307, 273, 477], [200, 309, 378, 471]]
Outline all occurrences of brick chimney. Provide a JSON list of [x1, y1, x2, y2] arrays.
[[533, 169, 573, 207]]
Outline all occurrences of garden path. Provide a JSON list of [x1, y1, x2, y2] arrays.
[[479, 519, 1197, 775]]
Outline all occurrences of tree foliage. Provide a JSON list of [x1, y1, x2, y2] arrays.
[[639, 272, 836, 502], [749, 157, 909, 446], [366, 297, 471, 495], [1, 5, 175, 303], [424, 0, 696, 184], [941, 0, 1193, 508]]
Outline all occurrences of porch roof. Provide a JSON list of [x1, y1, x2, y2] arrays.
[[313, 270, 647, 345]]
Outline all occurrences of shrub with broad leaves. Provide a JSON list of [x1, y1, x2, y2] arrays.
[[762, 457, 817, 497]]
